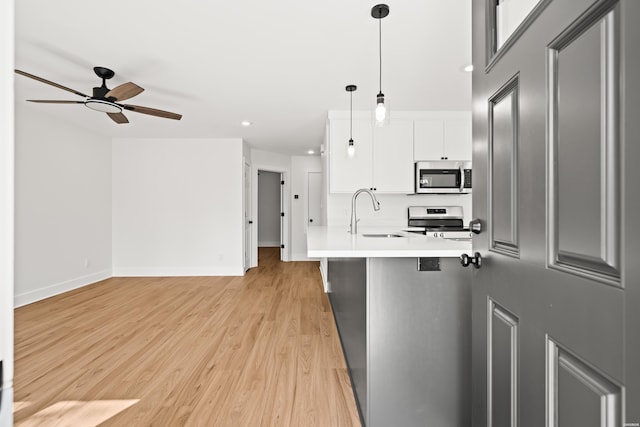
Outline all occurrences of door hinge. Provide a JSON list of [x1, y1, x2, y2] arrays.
[[281, 180, 285, 185], [0, 359, 3, 410], [280, 244, 285, 249], [281, 212, 285, 217]]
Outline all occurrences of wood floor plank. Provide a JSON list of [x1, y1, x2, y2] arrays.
[[14, 247, 360, 426]]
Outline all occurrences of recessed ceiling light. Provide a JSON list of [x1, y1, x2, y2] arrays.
[[241, 121, 252, 126], [307, 150, 315, 155], [464, 64, 474, 72]]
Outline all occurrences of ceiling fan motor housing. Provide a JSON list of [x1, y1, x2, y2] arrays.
[[92, 66, 115, 100], [92, 86, 112, 99]]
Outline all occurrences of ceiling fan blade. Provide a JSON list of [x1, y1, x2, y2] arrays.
[[122, 104, 182, 120], [15, 69, 89, 98], [106, 82, 144, 101], [27, 100, 84, 104], [107, 112, 129, 124]]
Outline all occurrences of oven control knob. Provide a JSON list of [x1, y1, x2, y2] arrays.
[[469, 218, 482, 234], [439, 232, 445, 238], [460, 252, 482, 269]]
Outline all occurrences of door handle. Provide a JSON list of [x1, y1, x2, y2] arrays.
[[309, 219, 314, 223], [459, 165, 465, 192], [469, 218, 482, 234], [248, 220, 253, 224], [460, 252, 482, 268]]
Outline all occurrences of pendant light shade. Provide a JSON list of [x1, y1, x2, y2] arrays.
[[346, 84, 357, 158], [372, 4, 390, 126]]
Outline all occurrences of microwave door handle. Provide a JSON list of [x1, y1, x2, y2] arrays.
[[459, 165, 465, 192]]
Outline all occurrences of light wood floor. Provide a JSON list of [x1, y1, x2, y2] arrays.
[[14, 248, 361, 426]]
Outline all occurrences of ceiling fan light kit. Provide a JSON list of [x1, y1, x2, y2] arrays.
[[371, 4, 389, 127], [84, 99, 122, 113], [15, 66, 182, 124]]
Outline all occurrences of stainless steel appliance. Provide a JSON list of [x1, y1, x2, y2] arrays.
[[407, 206, 471, 239], [415, 160, 472, 194]]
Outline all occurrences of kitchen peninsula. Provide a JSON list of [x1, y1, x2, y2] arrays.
[[308, 226, 472, 426]]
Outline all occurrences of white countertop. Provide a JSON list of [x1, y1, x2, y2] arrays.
[[307, 225, 472, 258]]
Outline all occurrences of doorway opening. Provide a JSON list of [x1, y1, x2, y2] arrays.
[[256, 169, 287, 265]]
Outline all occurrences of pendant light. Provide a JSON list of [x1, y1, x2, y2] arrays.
[[346, 84, 357, 158], [372, 4, 390, 126]]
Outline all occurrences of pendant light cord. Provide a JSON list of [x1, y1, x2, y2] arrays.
[[350, 91, 353, 139], [378, 17, 382, 93]]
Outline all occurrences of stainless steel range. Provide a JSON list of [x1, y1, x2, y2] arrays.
[[407, 206, 472, 239]]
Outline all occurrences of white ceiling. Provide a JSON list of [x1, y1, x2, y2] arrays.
[[15, 0, 471, 156]]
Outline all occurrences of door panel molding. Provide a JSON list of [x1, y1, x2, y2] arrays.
[[546, 1, 621, 286], [545, 335, 622, 427], [488, 73, 520, 258], [485, 0, 552, 72], [487, 298, 519, 427]]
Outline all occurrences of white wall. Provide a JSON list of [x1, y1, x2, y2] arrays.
[[113, 138, 244, 276], [14, 104, 112, 307], [257, 171, 281, 246], [291, 155, 321, 260], [0, 0, 14, 421]]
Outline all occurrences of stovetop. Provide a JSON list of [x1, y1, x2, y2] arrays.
[[407, 206, 471, 239]]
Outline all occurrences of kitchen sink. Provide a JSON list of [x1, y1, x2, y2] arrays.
[[362, 233, 404, 238]]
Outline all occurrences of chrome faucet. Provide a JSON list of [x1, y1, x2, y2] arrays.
[[349, 188, 381, 234]]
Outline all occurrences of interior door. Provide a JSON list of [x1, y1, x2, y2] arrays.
[[308, 171, 322, 227], [279, 173, 285, 261], [471, 0, 639, 426], [243, 161, 251, 271]]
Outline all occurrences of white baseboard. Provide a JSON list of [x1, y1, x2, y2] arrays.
[[291, 252, 320, 262], [112, 266, 244, 277], [258, 241, 281, 247], [14, 269, 112, 308]]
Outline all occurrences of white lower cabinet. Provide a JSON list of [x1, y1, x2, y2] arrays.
[[329, 118, 413, 193]]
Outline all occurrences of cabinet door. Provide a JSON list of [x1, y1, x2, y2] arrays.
[[329, 119, 373, 193], [443, 119, 472, 160], [414, 120, 445, 161], [373, 120, 414, 193]]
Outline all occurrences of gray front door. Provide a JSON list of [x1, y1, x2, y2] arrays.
[[471, 0, 640, 425]]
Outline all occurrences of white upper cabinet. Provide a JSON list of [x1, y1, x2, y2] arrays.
[[372, 120, 414, 193], [328, 112, 471, 193], [329, 119, 373, 193], [414, 120, 445, 161], [329, 118, 413, 193], [414, 114, 472, 161], [443, 119, 472, 160]]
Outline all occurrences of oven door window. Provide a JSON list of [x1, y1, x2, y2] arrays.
[[419, 169, 460, 189]]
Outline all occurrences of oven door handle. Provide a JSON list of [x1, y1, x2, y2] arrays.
[[459, 165, 465, 192]]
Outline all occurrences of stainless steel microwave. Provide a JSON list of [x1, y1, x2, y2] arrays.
[[415, 161, 472, 194]]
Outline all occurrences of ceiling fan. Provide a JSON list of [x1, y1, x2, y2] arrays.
[[15, 66, 182, 124]]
